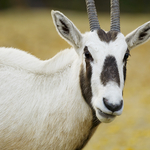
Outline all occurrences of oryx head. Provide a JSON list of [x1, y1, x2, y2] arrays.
[[52, 0, 150, 123]]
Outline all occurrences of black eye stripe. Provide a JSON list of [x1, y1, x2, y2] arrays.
[[79, 64, 100, 130], [123, 49, 130, 82]]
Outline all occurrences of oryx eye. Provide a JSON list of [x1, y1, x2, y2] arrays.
[[85, 51, 91, 59], [123, 50, 130, 62], [84, 46, 93, 61]]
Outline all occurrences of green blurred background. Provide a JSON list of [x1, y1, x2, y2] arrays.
[[0, 0, 150, 150]]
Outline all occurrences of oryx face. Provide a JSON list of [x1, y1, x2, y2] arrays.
[[52, 0, 150, 124], [52, 0, 127, 124], [79, 0, 129, 123], [80, 30, 129, 123]]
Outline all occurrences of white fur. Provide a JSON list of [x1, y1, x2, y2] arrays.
[[0, 47, 93, 150], [0, 10, 150, 149]]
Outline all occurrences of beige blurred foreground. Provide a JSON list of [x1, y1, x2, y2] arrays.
[[0, 9, 150, 150]]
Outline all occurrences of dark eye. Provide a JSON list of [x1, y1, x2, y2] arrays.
[[123, 52, 130, 61], [84, 46, 93, 61], [85, 51, 91, 59]]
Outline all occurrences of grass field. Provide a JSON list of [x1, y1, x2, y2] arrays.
[[0, 9, 150, 150]]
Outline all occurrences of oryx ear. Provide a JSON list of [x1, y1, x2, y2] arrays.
[[125, 21, 150, 50], [51, 10, 83, 49]]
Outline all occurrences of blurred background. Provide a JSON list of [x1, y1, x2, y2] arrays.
[[1, 0, 150, 13], [0, 0, 150, 150]]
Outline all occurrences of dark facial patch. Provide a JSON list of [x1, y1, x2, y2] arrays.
[[80, 64, 92, 105], [80, 47, 93, 105], [80, 63, 100, 126], [123, 62, 127, 81], [97, 29, 118, 43], [101, 55, 120, 86], [123, 49, 130, 81]]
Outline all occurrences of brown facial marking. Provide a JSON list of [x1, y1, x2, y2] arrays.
[[97, 29, 118, 43], [80, 47, 100, 127], [123, 49, 130, 81], [101, 55, 120, 87]]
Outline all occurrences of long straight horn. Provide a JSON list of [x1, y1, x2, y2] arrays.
[[85, 0, 100, 31], [110, 0, 120, 32]]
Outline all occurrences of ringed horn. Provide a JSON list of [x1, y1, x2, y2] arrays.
[[110, 0, 120, 32], [85, 0, 100, 31], [85, 0, 120, 32]]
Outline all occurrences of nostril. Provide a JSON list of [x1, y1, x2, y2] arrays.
[[103, 98, 123, 112]]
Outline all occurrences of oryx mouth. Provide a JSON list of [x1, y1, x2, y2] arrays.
[[97, 108, 116, 118]]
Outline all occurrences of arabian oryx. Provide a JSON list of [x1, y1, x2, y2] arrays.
[[0, 0, 150, 149]]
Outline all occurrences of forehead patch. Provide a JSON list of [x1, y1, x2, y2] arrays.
[[100, 55, 120, 86], [97, 29, 118, 43]]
